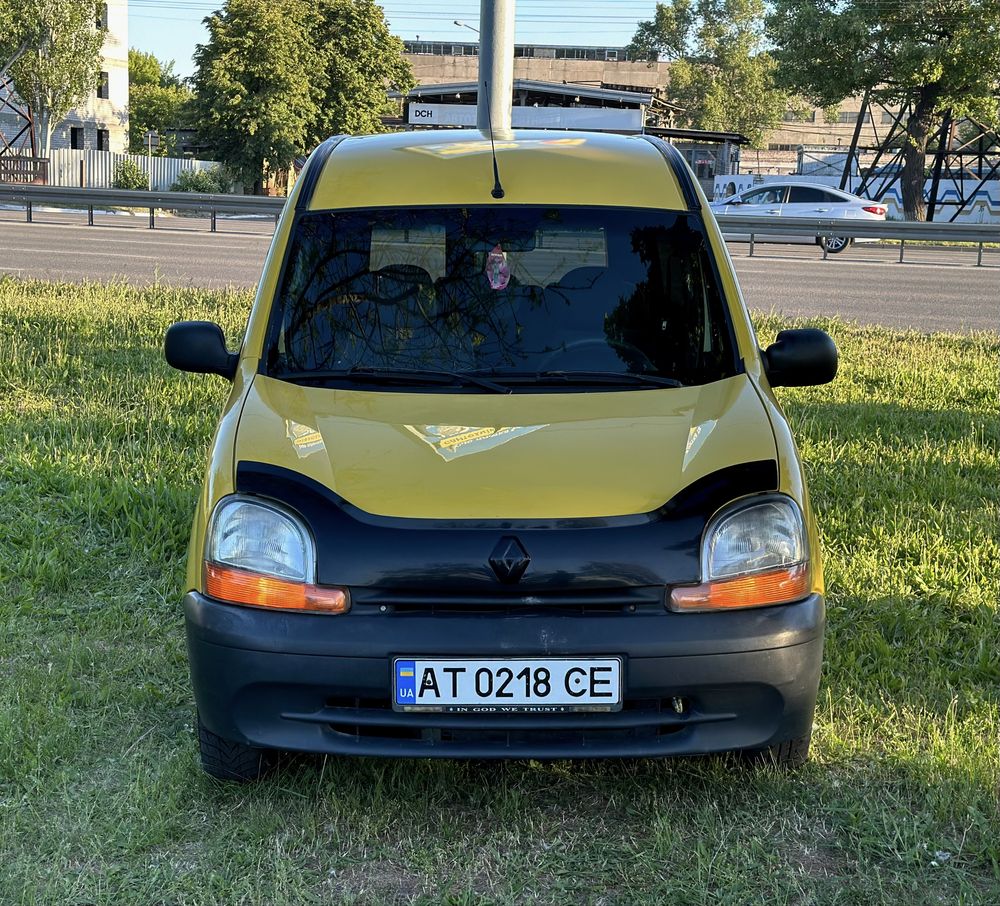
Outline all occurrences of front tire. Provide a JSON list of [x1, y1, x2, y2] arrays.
[[741, 733, 811, 769], [819, 236, 851, 254], [198, 715, 277, 782]]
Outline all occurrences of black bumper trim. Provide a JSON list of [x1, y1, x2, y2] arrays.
[[282, 705, 735, 731], [185, 591, 824, 759]]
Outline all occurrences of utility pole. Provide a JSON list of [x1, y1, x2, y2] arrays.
[[146, 129, 159, 189], [477, 0, 515, 139]]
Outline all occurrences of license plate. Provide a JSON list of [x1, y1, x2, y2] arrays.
[[392, 658, 622, 712]]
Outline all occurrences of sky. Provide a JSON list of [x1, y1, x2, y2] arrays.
[[128, 0, 662, 78]]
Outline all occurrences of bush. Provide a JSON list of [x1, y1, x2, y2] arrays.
[[111, 159, 148, 190], [170, 167, 229, 194]]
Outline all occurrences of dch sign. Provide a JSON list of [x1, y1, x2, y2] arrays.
[[407, 104, 643, 131]]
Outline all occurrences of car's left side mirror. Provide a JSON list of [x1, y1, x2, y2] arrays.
[[762, 328, 838, 387], [164, 321, 238, 381]]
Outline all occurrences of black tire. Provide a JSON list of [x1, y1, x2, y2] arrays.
[[198, 715, 277, 782], [740, 733, 811, 769], [819, 235, 851, 254]]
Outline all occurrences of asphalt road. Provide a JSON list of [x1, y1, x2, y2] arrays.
[[1, 208, 997, 333]]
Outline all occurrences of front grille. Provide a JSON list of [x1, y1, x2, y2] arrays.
[[278, 695, 732, 748], [349, 587, 666, 616]]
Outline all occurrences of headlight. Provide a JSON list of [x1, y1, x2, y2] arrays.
[[204, 496, 348, 614], [669, 496, 810, 612]]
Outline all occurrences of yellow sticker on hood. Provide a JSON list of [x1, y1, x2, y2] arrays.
[[404, 424, 547, 461]]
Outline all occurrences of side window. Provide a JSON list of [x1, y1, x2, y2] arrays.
[[786, 186, 829, 204], [742, 187, 784, 205], [820, 190, 849, 204]]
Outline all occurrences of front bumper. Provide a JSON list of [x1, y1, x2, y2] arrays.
[[185, 591, 824, 759]]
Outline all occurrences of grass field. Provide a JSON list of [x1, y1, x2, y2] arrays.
[[0, 276, 997, 905]]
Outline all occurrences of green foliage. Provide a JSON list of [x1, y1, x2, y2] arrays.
[[192, 0, 323, 194], [127, 49, 194, 155], [191, 0, 413, 194], [628, 0, 787, 148], [307, 0, 415, 141], [768, 0, 1000, 219], [111, 159, 148, 190], [169, 167, 229, 194], [5, 0, 106, 155], [626, 0, 695, 62]]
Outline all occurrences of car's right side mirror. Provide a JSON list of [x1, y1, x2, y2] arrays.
[[164, 321, 239, 380], [762, 328, 838, 387]]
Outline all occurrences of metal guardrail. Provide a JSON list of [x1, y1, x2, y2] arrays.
[[0, 183, 286, 231], [1, 184, 997, 264], [715, 213, 1000, 265]]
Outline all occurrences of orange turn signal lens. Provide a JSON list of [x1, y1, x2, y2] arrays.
[[669, 563, 810, 612], [204, 562, 349, 614]]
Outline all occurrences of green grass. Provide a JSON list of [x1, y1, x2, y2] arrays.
[[0, 276, 997, 905]]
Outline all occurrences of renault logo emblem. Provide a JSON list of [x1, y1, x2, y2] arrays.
[[489, 536, 530, 584]]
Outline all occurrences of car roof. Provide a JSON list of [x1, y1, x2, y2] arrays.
[[305, 129, 690, 213]]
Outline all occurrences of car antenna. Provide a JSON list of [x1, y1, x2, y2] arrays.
[[482, 79, 505, 199]]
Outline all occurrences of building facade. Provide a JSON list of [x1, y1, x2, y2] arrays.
[[0, 0, 129, 158], [403, 44, 903, 174], [404, 42, 670, 95]]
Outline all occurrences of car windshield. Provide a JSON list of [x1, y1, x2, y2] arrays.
[[266, 206, 738, 388]]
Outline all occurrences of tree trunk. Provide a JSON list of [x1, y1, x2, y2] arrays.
[[901, 86, 939, 221], [35, 107, 53, 157]]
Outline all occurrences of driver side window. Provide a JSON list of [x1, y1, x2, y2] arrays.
[[741, 187, 784, 205]]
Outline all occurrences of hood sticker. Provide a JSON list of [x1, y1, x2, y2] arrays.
[[285, 419, 325, 459], [404, 424, 547, 461], [485, 244, 511, 290]]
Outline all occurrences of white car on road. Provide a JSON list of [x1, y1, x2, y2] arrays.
[[710, 181, 887, 254]]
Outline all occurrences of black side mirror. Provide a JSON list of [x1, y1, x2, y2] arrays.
[[762, 328, 838, 387], [164, 321, 238, 381]]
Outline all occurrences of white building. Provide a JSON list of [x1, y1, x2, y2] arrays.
[[50, 0, 130, 153], [0, 0, 129, 156]]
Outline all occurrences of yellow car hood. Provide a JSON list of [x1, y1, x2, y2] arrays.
[[234, 374, 777, 520]]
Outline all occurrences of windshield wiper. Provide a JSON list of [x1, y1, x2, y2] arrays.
[[273, 366, 512, 394], [540, 371, 684, 388], [473, 370, 684, 389]]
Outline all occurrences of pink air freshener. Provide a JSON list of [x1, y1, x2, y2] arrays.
[[485, 244, 511, 290]]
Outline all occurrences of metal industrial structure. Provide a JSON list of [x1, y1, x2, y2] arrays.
[[840, 91, 1000, 222], [0, 76, 44, 183], [0, 0, 129, 184]]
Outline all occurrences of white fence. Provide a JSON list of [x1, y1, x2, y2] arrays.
[[47, 150, 221, 191]]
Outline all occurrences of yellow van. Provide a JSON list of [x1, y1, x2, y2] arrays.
[[166, 129, 837, 781]]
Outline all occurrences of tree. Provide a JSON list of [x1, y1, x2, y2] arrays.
[[192, 0, 322, 195], [5, 0, 106, 155], [768, 0, 1000, 220], [627, 0, 788, 147], [127, 49, 194, 155], [308, 0, 415, 142], [192, 0, 414, 194]]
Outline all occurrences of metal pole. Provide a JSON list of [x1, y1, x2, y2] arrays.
[[841, 87, 869, 191], [477, 0, 515, 139], [926, 109, 952, 222]]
